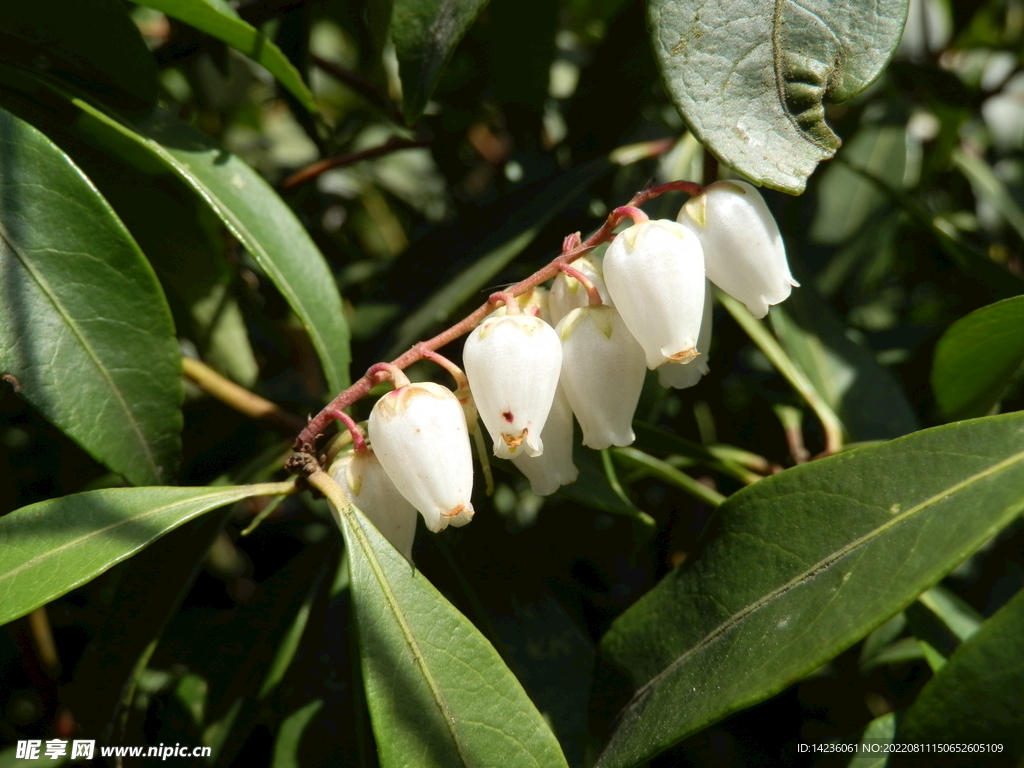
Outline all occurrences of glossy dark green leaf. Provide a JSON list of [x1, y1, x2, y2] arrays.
[[319, 476, 569, 768], [771, 288, 920, 441], [0, 482, 293, 626], [0, 0, 157, 120], [592, 413, 1024, 768], [68, 99, 350, 393], [392, 0, 490, 122], [648, 0, 909, 192], [135, 0, 317, 113], [932, 296, 1024, 421], [0, 105, 182, 486], [893, 587, 1024, 761]]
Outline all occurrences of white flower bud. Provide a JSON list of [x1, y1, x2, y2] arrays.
[[368, 382, 475, 533], [511, 386, 578, 495], [557, 306, 646, 449], [463, 314, 562, 459], [677, 180, 798, 319], [658, 281, 713, 390], [548, 255, 612, 325], [602, 219, 706, 369], [330, 449, 418, 560]]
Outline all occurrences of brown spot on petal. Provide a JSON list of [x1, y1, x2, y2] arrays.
[[502, 429, 526, 448], [502, 411, 514, 423], [668, 348, 699, 364], [443, 504, 466, 518]]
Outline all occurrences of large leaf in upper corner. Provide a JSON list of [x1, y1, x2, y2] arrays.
[[0, 106, 181, 486], [135, 0, 317, 114], [392, 0, 491, 123], [648, 0, 909, 193], [590, 413, 1024, 768], [68, 99, 351, 393], [932, 295, 1024, 421], [0, 0, 157, 121], [322, 480, 569, 768], [892, 587, 1024, 763], [0, 482, 292, 626]]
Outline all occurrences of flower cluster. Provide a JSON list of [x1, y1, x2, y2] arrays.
[[324, 180, 795, 551]]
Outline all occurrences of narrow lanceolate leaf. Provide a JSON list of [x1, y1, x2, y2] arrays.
[[0, 483, 293, 627], [392, 0, 491, 123], [0, 0, 157, 120], [71, 100, 351, 393], [648, 0, 909, 192], [135, 0, 317, 113], [894, 587, 1024, 760], [592, 413, 1024, 768], [317, 475, 569, 768], [932, 296, 1024, 421], [0, 106, 181, 486]]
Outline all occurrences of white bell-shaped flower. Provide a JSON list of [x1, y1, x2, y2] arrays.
[[330, 449, 418, 560], [463, 313, 562, 459], [556, 306, 646, 449], [658, 281, 713, 390], [676, 180, 797, 319], [602, 219, 706, 369], [511, 386, 578, 495], [548, 255, 612, 325], [368, 381, 475, 533]]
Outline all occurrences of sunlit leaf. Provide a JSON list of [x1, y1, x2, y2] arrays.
[[135, 0, 318, 113], [319, 475, 569, 768], [0, 482, 293, 626], [592, 413, 1024, 767], [67, 99, 351, 393], [649, 0, 909, 192], [932, 295, 1024, 421], [0, 105, 181, 486]]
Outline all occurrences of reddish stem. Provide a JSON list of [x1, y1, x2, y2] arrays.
[[419, 347, 470, 391], [558, 264, 602, 306], [287, 178, 704, 468], [329, 410, 367, 453], [488, 291, 520, 314]]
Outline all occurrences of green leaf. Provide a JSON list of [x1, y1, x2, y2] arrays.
[[0, 105, 182, 486], [810, 123, 911, 245], [318, 474, 569, 768], [848, 713, 895, 768], [0, 482, 293, 626], [771, 288, 920, 441], [69, 100, 351, 393], [932, 295, 1024, 421], [648, 0, 909, 192], [894, 587, 1024, 758], [392, 0, 491, 123], [135, 0, 318, 113], [0, 0, 157, 120], [591, 413, 1024, 767], [272, 700, 324, 768]]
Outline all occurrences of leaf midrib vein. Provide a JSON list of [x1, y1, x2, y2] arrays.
[[0, 218, 159, 477], [0, 488, 253, 591], [620, 445, 1024, 714]]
